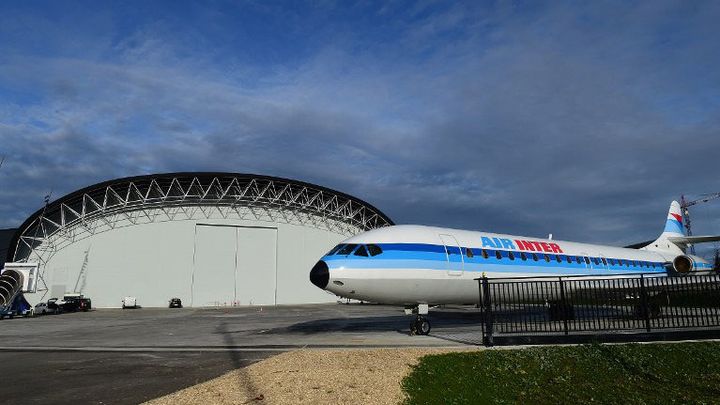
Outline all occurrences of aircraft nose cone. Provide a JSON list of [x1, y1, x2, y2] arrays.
[[310, 260, 329, 289]]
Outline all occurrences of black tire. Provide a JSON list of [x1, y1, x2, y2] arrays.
[[418, 319, 431, 335]]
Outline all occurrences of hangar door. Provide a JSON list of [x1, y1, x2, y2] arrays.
[[192, 225, 277, 307]]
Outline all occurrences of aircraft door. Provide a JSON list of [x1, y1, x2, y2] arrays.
[[439, 234, 464, 276]]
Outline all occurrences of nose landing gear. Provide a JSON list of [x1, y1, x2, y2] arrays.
[[406, 304, 431, 335], [410, 315, 431, 335]]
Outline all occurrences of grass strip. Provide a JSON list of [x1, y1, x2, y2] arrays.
[[402, 342, 720, 404]]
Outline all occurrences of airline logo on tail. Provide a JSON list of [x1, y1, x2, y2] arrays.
[[663, 201, 684, 235]]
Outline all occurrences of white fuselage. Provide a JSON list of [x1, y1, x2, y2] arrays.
[[310, 225, 712, 305]]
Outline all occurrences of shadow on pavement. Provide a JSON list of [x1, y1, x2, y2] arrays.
[[268, 309, 484, 335]]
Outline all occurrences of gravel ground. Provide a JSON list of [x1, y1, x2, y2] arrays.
[[145, 348, 477, 405]]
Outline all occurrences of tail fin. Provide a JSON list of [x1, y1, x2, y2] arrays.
[[642, 201, 685, 254], [661, 201, 685, 237]]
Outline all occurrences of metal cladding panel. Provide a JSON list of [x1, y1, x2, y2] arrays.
[[192, 225, 237, 307], [20, 213, 349, 307], [24, 220, 196, 308], [275, 224, 342, 304], [236, 227, 277, 305]]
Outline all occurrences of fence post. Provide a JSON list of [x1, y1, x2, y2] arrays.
[[559, 277, 569, 335], [639, 274, 651, 332], [481, 276, 494, 346]]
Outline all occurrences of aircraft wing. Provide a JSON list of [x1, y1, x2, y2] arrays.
[[667, 235, 720, 246], [624, 240, 654, 249]]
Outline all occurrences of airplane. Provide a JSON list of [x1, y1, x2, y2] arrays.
[[310, 201, 720, 335]]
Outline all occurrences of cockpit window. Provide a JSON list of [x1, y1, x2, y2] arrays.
[[327, 244, 345, 255], [367, 244, 383, 256], [354, 245, 369, 257], [337, 244, 358, 255]]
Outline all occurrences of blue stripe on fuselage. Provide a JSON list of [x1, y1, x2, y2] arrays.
[[323, 242, 668, 274]]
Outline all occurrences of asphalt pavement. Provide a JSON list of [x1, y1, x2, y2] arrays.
[[0, 303, 482, 404]]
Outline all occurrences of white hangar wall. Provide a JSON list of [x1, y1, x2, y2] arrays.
[[12, 173, 394, 308], [25, 212, 346, 308]]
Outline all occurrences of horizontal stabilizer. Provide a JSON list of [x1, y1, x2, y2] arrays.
[[668, 235, 720, 247]]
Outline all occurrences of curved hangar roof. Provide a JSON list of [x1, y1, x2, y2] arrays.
[[9, 172, 394, 264]]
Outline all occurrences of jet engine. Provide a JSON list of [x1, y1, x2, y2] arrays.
[[671, 255, 696, 274]]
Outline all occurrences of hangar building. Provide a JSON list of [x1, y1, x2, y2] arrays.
[[0, 228, 17, 266], [6, 173, 393, 307]]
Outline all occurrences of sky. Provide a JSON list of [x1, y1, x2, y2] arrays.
[[0, 1, 719, 257]]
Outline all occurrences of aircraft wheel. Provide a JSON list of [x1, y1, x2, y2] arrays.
[[412, 316, 431, 335]]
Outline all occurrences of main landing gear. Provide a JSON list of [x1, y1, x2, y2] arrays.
[[406, 304, 431, 335]]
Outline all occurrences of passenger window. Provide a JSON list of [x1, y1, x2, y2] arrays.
[[508, 251, 515, 260], [566, 256, 573, 264], [592, 257, 600, 265], [556, 255, 563, 263], [608, 258, 615, 266], [338, 244, 358, 255], [576, 256, 583, 264], [367, 244, 383, 256], [481, 249, 489, 259], [544, 254, 550, 262], [584, 257, 590, 265], [601, 258, 608, 266], [532, 253, 539, 261], [495, 250, 502, 260], [520, 252, 527, 261], [466, 248, 474, 258], [354, 245, 369, 257]]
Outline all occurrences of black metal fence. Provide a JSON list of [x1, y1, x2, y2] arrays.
[[477, 273, 720, 345]]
